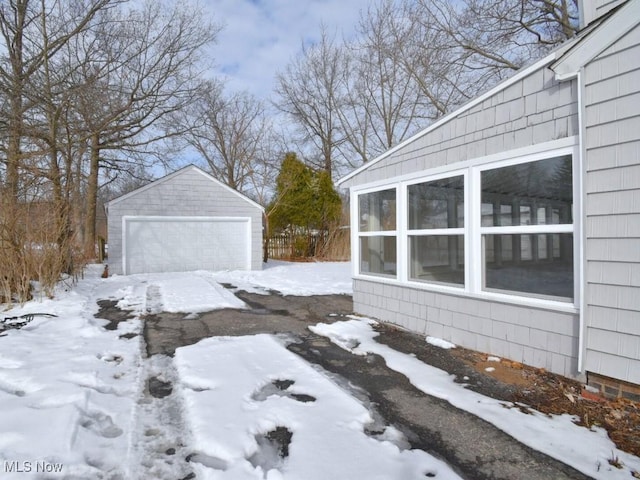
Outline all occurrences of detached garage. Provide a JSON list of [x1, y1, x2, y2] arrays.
[[107, 165, 264, 275]]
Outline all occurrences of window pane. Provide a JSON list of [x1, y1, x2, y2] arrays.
[[481, 156, 572, 226], [359, 189, 396, 232], [408, 176, 464, 229], [484, 233, 573, 300], [410, 235, 464, 286], [360, 236, 397, 276]]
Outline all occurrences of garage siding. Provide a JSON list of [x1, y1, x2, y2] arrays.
[[124, 217, 250, 274], [108, 167, 263, 274]]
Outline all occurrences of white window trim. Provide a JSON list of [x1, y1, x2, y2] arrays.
[[355, 187, 399, 279], [405, 170, 467, 288], [351, 138, 581, 313]]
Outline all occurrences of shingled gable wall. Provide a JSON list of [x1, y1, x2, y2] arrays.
[[341, 58, 583, 379], [108, 166, 264, 275]]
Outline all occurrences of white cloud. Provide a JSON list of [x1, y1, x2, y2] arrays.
[[206, 0, 372, 99]]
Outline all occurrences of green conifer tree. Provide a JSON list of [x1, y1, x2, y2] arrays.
[[268, 152, 342, 257]]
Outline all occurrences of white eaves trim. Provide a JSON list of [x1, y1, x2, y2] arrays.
[[551, 0, 639, 80], [336, 53, 559, 187], [107, 164, 265, 212]]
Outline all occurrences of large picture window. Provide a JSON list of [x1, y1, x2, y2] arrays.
[[358, 189, 397, 277], [352, 144, 577, 306], [480, 155, 573, 300], [408, 175, 464, 286]]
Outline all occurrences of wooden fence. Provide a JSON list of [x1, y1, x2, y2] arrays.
[[266, 228, 350, 260]]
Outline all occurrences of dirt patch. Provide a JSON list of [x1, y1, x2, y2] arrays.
[[375, 322, 640, 460], [451, 346, 640, 460]]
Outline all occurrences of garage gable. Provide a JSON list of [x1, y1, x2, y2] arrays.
[[107, 165, 264, 275]]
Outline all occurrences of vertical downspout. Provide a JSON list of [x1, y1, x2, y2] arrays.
[[577, 69, 587, 374]]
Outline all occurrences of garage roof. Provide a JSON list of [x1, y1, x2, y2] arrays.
[[107, 164, 264, 212]]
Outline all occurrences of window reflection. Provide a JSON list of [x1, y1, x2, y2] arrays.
[[360, 236, 397, 276], [484, 233, 573, 299], [408, 176, 464, 229], [410, 235, 464, 286], [481, 156, 572, 227], [359, 189, 396, 232]]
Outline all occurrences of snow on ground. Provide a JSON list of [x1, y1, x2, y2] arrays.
[[0, 261, 352, 479], [174, 334, 461, 480], [113, 271, 246, 314], [2, 260, 639, 479], [311, 317, 640, 480], [211, 260, 353, 296], [0, 266, 143, 479]]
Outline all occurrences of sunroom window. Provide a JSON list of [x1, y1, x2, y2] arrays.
[[358, 189, 397, 277], [480, 155, 573, 300], [408, 175, 465, 286]]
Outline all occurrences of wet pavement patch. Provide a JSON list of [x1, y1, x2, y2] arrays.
[[148, 376, 173, 398], [96, 299, 135, 330], [252, 379, 317, 403], [248, 426, 293, 471], [265, 426, 293, 457], [273, 379, 294, 390], [139, 290, 592, 480], [290, 393, 316, 403]]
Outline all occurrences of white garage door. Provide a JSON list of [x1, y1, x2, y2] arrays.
[[124, 216, 250, 274]]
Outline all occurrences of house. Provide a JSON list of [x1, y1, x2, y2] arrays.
[[107, 165, 264, 275], [337, 0, 640, 398]]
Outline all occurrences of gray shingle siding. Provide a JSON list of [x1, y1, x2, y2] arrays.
[[341, 2, 640, 385], [353, 280, 580, 378], [107, 167, 263, 274], [583, 23, 640, 385], [341, 61, 582, 379], [341, 64, 577, 188]]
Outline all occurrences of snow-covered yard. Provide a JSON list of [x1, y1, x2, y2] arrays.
[[0, 261, 638, 479]]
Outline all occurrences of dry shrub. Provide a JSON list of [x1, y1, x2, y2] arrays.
[[0, 200, 85, 307], [314, 224, 350, 261]]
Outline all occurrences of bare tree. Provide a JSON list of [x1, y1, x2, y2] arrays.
[[69, 0, 219, 256], [337, 0, 427, 166], [0, 0, 219, 300], [274, 0, 578, 177], [274, 27, 346, 177], [178, 80, 274, 197], [0, 0, 117, 300], [411, 0, 579, 94]]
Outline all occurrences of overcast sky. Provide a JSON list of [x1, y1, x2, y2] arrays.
[[206, 0, 373, 101]]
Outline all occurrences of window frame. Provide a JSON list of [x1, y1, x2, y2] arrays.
[[405, 170, 468, 288], [473, 150, 578, 303], [351, 139, 580, 311], [355, 186, 399, 279]]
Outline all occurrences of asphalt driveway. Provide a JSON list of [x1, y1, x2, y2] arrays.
[[129, 289, 593, 480]]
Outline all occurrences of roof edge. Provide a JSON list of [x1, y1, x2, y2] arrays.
[[551, 0, 638, 80], [108, 164, 265, 212], [337, 53, 558, 187]]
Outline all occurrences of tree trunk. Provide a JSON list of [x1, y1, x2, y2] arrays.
[[84, 133, 100, 258]]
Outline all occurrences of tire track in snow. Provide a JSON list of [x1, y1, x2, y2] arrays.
[[128, 284, 195, 480], [128, 353, 195, 480]]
